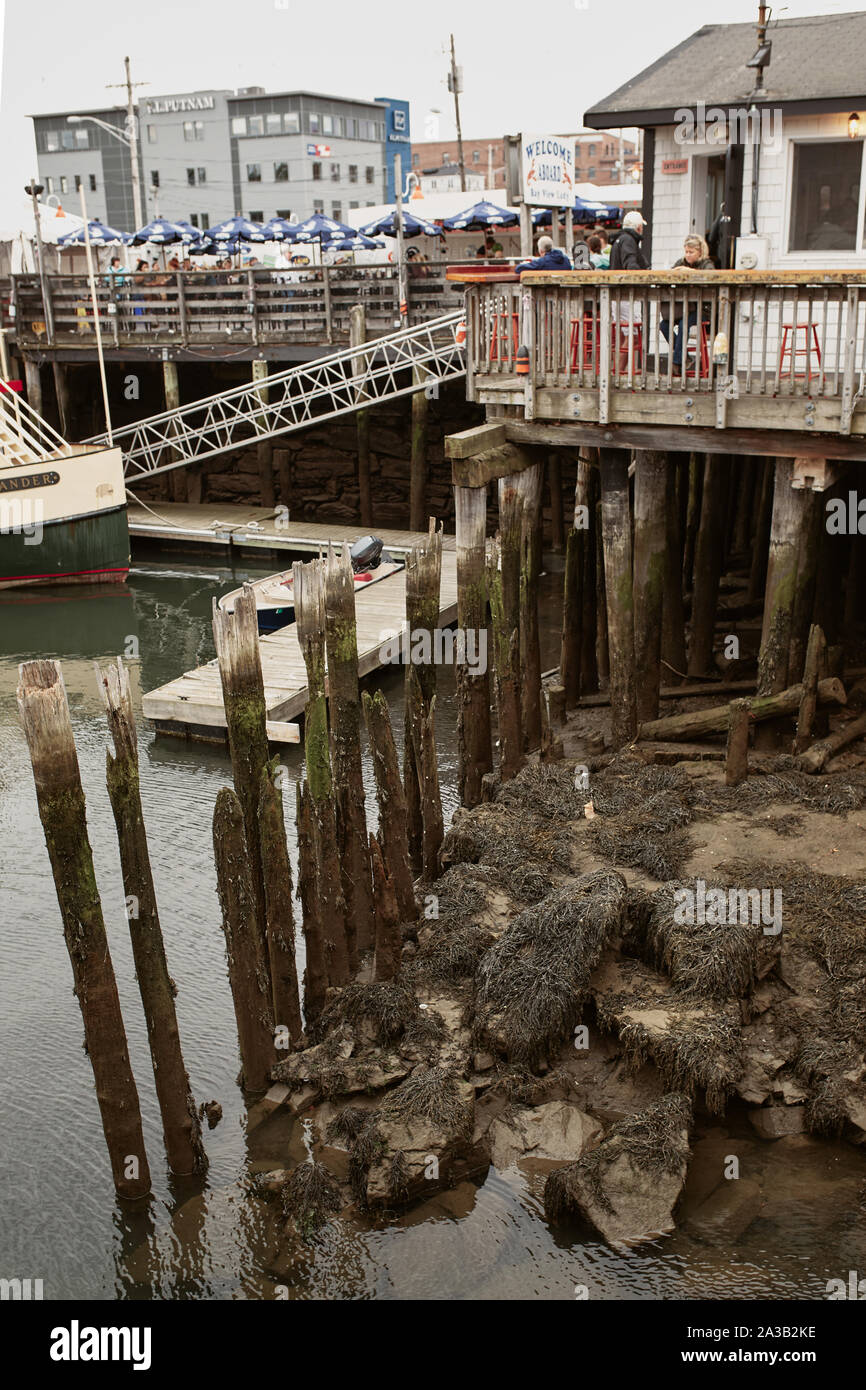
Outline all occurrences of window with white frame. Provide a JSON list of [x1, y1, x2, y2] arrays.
[[788, 139, 866, 252]]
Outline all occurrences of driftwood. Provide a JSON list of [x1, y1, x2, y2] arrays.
[[797, 711, 866, 773], [637, 677, 846, 744]]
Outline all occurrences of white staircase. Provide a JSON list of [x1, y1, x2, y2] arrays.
[[86, 311, 466, 480], [0, 390, 70, 467]]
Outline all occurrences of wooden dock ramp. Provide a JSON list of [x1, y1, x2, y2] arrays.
[[141, 551, 459, 741]]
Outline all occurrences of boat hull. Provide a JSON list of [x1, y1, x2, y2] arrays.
[[0, 446, 129, 589]]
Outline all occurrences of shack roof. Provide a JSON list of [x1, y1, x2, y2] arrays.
[[584, 11, 866, 128]]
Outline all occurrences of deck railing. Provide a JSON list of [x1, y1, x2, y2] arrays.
[[0, 382, 70, 465], [4, 266, 462, 350], [459, 270, 866, 436]]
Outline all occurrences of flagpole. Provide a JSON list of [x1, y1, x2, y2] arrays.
[[79, 188, 113, 445]]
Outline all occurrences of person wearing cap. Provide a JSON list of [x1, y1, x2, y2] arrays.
[[515, 235, 572, 274], [609, 210, 649, 270]]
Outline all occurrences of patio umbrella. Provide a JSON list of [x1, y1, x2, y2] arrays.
[[262, 217, 298, 242], [360, 210, 444, 239], [440, 200, 519, 231], [57, 219, 130, 247], [130, 218, 191, 245], [286, 213, 363, 247], [206, 216, 267, 244], [533, 198, 618, 226], [325, 233, 384, 251]]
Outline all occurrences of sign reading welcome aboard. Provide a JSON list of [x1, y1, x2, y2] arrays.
[[521, 134, 575, 208]]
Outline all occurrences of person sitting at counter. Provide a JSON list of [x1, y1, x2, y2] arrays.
[[515, 235, 571, 273]]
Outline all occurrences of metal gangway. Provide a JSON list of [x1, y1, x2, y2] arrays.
[[87, 311, 466, 480]]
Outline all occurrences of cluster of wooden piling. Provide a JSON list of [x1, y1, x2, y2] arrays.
[[17, 657, 206, 1201]]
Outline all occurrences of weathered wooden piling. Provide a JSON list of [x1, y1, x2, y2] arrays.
[[756, 459, 805, 745], [581, 464, 600, 695], [454, 490, 493, 801], [748, 458, 775, 603], [638, 676, 845, 742], [598, 448, 636, 746], [595, 495, 610, 690], [212, 586, 271, 974], [324, 543, 375, 956], [560, 453, 592, 707], [497, 474, 526, 755], [293, 559, 352, 983], [662, 454, 688, 685], [682, 453, 702, 594], [404, 520, 442, 858], [632, 450, 668, 722], [548, 452, 564, 553], [794, 623, 826, 754], [212, 787, 275, 1094], [370, 833, 402, 981], [725, 698, 751, 786], [409, 675, 444, 880], [688, 454, 729, 677], [788, 486, 823, 684], [518, 460, 544, 750], [17, 660, 151, 1200], [362, 689, 418, 922], [98, 657, 206, 1177], [296, 781, 327, 1022], [258, 764, 303, 1049], [487, 537, 525, 781]]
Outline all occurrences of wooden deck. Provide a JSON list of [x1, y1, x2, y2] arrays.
[[141, 549, 459, 741], [128, 503, 457, 557]]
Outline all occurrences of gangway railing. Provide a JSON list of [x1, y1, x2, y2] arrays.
[[87, 311, 466, 479], [0, 384, 71, 466]]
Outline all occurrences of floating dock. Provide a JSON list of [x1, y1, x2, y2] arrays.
[[141, 546, 459, 742], [128, 503, 456, 560]]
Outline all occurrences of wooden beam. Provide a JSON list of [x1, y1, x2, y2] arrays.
[[445, 421, 507, 459], [451, 440, 536, 488], [503, 418, 866, 464]]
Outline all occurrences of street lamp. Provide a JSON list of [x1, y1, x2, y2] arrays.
[[67, 111, 143, 227]]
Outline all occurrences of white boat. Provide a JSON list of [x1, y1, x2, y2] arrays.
[[219, 537, 404, 633]]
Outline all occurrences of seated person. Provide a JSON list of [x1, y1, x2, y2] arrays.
[[514, 234, 571, 274], [659, 234, 715, 374]]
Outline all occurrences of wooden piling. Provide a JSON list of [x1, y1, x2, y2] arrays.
[[662, 453, 688, 685], [632, 449, 667, 722], [258, 764, 303, 1049], [296, 781, 327, 1022], [794, 623, 826, 754], [252, 361, 276, 508], [598, 448, 636, 746], [548, 452, 564, 553], [163, 360, 186, 504], [560, 454, 591, 707], [725, 698, 751, 786], [748, 457, 775, 602], [756, 459, 806, 749], [23, 357, 43, 418], [52, 361, 71, 436], [788, 486, 822, 684], [682, 453, 702, 593], [17, 660, 151, 1199], [370, 833, 403, 981], [404, 519, 443, 857], [581, 465, 600, 694], [410, 364, 429, 533], [595, 495, 610, 690], [324, 543, 375, 957], [409, 676, 444, 880], [497, 472, 526, 743], [362, 689, 418, 922], [349, 304, 373, 527], [487, 537, 525, 781], [293, 559, 351, 984], [98, 657, 206, 1177], [518, 460, 544, 750], [454, 489, 493, 801], [212, 586, 271, 978], [688, 454, 729, 677], [212, 787, 275, 1094]]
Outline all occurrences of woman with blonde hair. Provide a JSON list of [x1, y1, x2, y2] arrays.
[[660, 234, 716, 373]]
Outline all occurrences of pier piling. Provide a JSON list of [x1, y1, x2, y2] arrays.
[[362, 690, 418, 922], [598, 448, 636, 746], [633, 449, 668, 722], [258, 763, 303, 1049], [455, 487, 493, 801], [518, 460, 544, 751]]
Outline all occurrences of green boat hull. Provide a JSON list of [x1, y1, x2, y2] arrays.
[[0, 505, 129, 588]]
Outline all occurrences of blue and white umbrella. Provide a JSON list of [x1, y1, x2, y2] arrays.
[[130, 218, 192, 246], [262, 217, 298, 242], [360, 210, 444, 239], [325, 233, 384, 252], [286, 213, 362, 246], [205, 217, 267, 244], [57, 219, 130, 247], [440, 201, 519, 231], [532, 198, 619, 226]]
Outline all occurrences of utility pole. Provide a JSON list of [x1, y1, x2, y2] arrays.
[[448, 35, 466, 193], [107, 56, 147, 229]]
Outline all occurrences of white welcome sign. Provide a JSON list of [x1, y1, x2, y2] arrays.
[[521, 134, 576, 208]]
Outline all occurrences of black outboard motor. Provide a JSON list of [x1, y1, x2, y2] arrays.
[[349, 534, 385, 572]]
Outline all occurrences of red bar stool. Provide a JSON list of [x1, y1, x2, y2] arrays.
[[489, 311, 519, 362], [569, 314, 596, 369], [614, 321, 643, 373], [685, 321, 711, 378], [779, 322, 822, 380]]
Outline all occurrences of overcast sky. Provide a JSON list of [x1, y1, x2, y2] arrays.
[[0, 0, 857, 218]]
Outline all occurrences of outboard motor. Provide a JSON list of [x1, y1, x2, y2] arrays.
[[349, 535, 384, 572]]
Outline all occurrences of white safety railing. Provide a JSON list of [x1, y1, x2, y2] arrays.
[[86, 311, 467, 479], [0, 385, 70, 466]]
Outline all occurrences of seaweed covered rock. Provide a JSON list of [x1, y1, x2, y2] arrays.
[[544, 1093, 693, 1246], [474, 871, 627, 1066], [486, 1100, 602, 1171], [359, 1066, 478, 1207]]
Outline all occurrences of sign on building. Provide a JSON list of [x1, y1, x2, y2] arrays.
[[521, 134, 575, 207]]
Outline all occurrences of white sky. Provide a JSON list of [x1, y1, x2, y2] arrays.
[[1, 0, 859, 217]]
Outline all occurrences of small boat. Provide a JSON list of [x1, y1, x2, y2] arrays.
[[0, 384, 128, 589], [219, 535, 405, 633]]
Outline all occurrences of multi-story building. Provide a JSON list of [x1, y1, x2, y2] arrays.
[[410, 137, 507, 187], [573, 129, 640, 184], [32, 87, 409, 232], [410, 131, 641, 190]]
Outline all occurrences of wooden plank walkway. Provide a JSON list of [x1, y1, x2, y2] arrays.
[[127, 503, 457, 557], [141, 551, 459, 741]]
